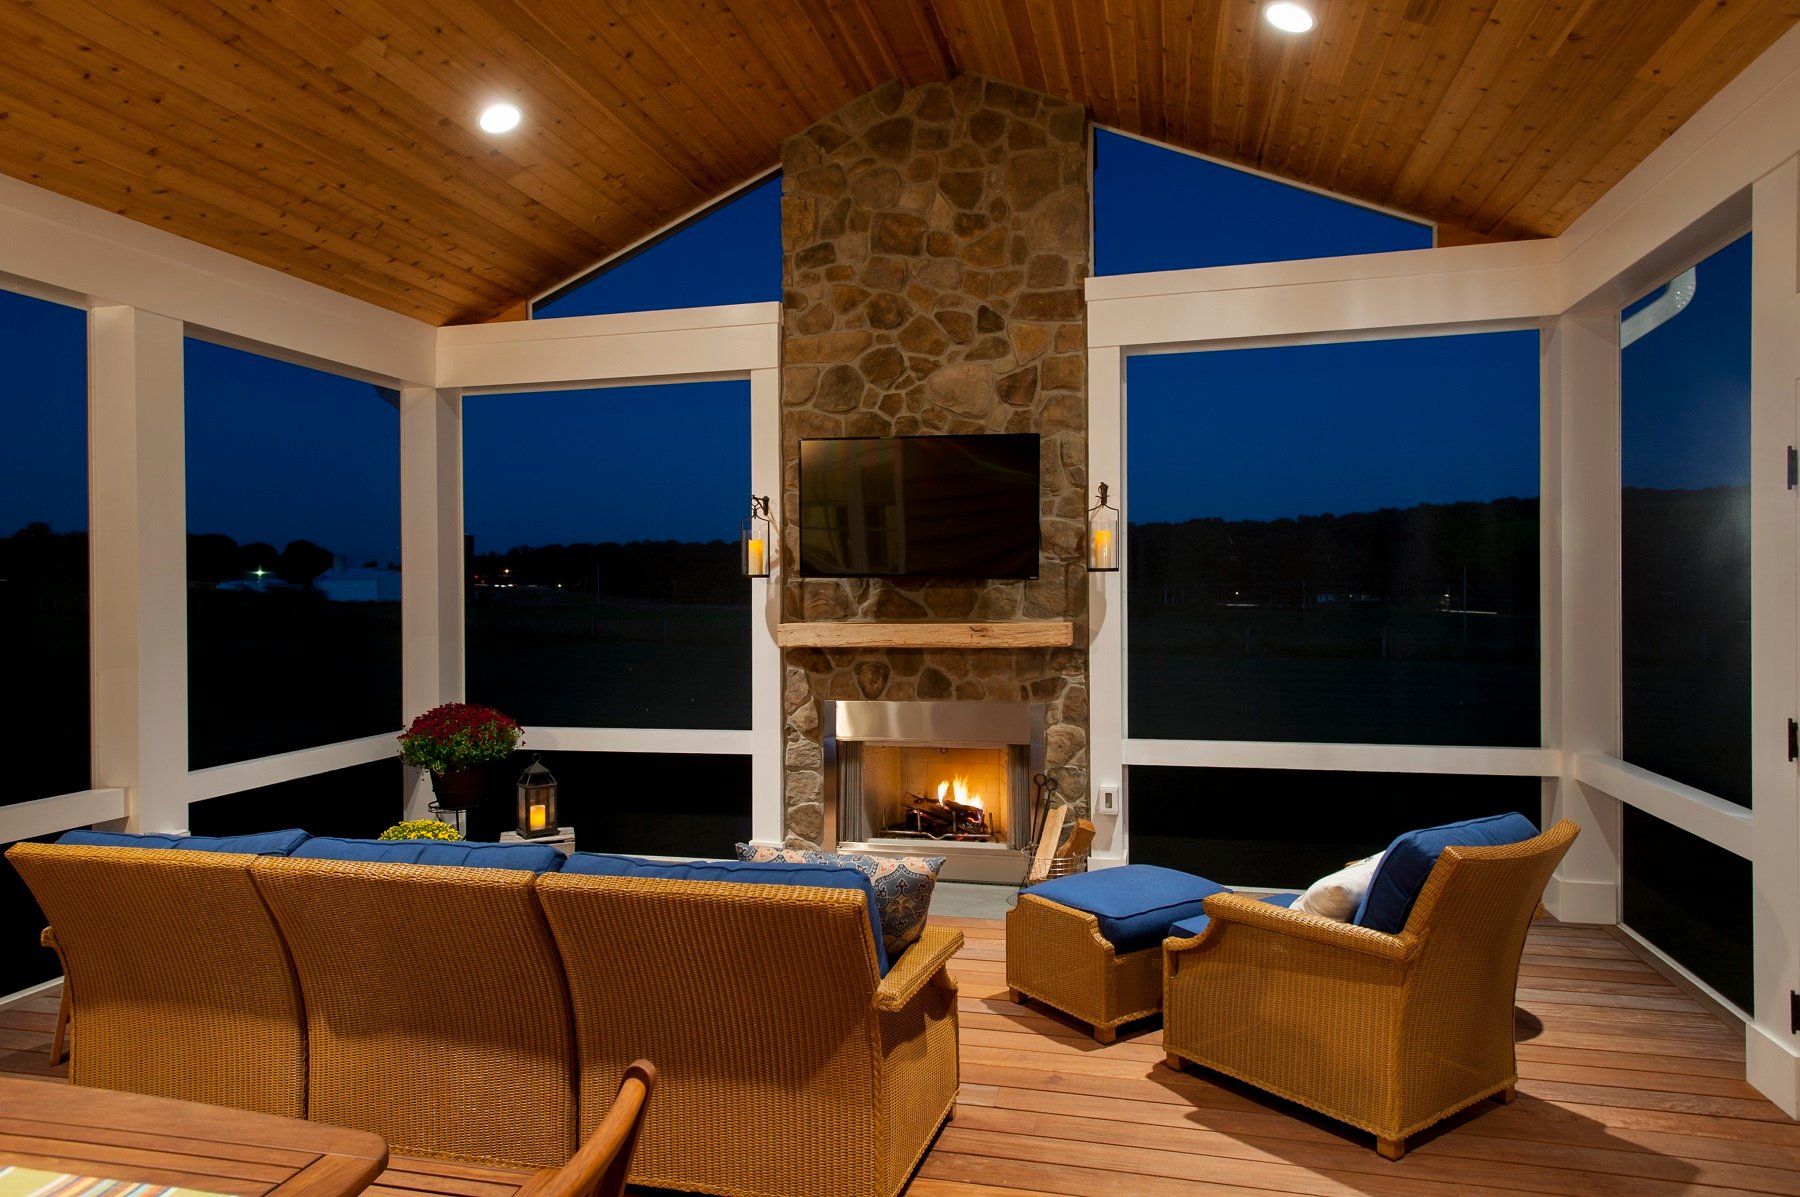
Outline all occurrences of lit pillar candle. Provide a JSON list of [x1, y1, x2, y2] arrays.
[[1091, 528, 1114, 570], [529, 803, 548, 832], [746, 538, 766, 575]]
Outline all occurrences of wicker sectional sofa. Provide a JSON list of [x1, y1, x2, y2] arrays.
[[7, 836, 962, 1197]]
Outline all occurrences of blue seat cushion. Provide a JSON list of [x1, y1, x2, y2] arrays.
[[291, 836, 566, 873], [1354, 812, 1539, 933], [58, 828, 312, 856], [1169, 891, 1298, 941], [563, 854, 890, 975], [1029, 864, 1228, 954]]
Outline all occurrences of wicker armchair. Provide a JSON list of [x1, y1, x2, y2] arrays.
[[250, 857, 578, 1169], [6, 843, 306, 1116], [1162, 819, 1578, 1159], [535, 873, 962, 1197]]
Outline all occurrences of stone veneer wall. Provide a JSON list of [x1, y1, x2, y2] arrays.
[[778, 76, 1090, 849]]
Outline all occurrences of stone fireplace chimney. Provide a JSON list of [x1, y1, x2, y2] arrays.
[[777, 76, 1090, 852]]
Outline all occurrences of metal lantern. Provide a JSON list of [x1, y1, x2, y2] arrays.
[[742, 495, 772, 578], [516, 754, 558, 838], [1087, 483, 1120, 572]]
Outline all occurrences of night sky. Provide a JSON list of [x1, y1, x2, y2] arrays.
[[0, 136, 1753, 559]]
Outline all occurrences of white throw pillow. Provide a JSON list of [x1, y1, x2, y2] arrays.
[[1292, 852, 1384, 922]]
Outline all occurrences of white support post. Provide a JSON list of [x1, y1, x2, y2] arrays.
[[88, 306, 189, 833], [1087, 345, 1125, 865], [750, 367, 783, 844], [1747, 155, 1800, 1117], [399, 386, 464, 820], [1545, 308, 1623, 923]]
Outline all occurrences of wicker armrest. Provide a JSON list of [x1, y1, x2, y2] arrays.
[[1171, 892, 1419, 964], [40, 926, 58, 951], [874, 925, 963, 1012]]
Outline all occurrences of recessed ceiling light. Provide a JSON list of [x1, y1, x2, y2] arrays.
[[1265, 2, 1315, 33], [479, 103, 522, 134]]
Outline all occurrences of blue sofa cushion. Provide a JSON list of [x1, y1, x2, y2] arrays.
[[563, 854, 890, 975], [1029, 864, 1228, 954], [1354, 812, 1539, 933], [58, 828, 312, 856], [292, 836, 566, 873], [1169, 891, 1298, 941]]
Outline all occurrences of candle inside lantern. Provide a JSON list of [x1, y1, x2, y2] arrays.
[[1091, 528, 1114, 570], [747, 538, 766, 575], [529, 803, 548, 832]]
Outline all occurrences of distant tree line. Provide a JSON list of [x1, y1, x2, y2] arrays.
[[473, 540, 742, 605], [0, 525, 352, 587], [1128, 497, 1541, 613]]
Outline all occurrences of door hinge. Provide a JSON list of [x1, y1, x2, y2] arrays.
[[1789, 446, 1798, 489], [1789, 718, 1798, 763]]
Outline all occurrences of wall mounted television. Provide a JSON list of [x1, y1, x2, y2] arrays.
[[798, 433, 1040, 579]]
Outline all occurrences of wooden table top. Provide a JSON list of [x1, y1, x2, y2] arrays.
[[0, 1078, 388, 1197]]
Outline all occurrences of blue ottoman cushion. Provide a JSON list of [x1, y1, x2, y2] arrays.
[[1354, 812, 1539, 933], [292, 836, 567, 873], [1030, 864, 1229, 953], [58, 828, 312, 856], [563, 854, 890, 976], [1169, 891, 1299, 941]]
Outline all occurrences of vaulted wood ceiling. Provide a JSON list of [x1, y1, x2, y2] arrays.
[[2, 1, 1793, 326]]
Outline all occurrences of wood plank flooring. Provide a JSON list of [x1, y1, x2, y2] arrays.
[[3, 917, 1794, 1196]]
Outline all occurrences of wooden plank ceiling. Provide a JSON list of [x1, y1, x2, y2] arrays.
[[1, 0, 1793, 326]]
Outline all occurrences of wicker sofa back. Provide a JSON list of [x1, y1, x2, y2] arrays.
[[7, 842, 307, 1117], [8, 842, 963, 1197], [251, 856, 579, 1169]]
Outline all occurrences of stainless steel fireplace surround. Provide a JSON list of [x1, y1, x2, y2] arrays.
[[822, 700, 1045, 884]]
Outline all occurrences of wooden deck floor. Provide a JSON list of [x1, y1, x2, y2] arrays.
[[4, 917, 1795, 1196]]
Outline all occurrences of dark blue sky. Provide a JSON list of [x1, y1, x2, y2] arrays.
[[0, 138, 1753, 556], [464, 381, 748, 553], [0, 288, 87, 536], [1621, 234, 1752, 490], [1127, 331, 1541, 524]]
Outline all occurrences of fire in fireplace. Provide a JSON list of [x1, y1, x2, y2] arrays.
[[864, 745, 1007, 842]]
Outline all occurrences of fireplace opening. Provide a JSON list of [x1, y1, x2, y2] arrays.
[[822, 700, 1044, 882], [861, 744, 1010, 843]]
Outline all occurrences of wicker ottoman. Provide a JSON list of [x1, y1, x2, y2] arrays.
[[1005, 865, 1226, 1043]]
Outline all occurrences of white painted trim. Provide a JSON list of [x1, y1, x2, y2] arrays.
[[1086, 254, 1560, 351], [1540, 874, 1616, 926], [88, 306, 189, 834], [1087, 347, 1125, 864], [513, 727, 756, 755], [400, 386, 466, 821], [0, 976, 68, 1009], [1571, 754, 1755, 860], [1124, 740, 1558, 777], [749, 366, 783, 845], [1749, 1021, 1800, 1120], [0, 789, 129, 844], [1748, 155, 1800, 1089], [184, 734, 400, 804], [0, 174, 434, 386], [437, 303, 783, 392]]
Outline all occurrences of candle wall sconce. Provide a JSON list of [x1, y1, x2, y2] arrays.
[[1087, 483, 1119, 572], [742, 495, 771, 578]]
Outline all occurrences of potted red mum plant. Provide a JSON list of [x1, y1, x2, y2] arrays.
[[398, 702, 522, 810]]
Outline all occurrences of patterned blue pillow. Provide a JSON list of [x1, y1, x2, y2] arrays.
[[737, 844, 944, 960]]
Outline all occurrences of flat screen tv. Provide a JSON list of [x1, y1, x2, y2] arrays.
[[798, 433, 1040, 579]]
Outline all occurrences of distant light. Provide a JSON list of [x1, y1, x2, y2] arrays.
[[479, 103, 521, 134], [1265, 2, 1315, 32], [252, 568, 267, 579]]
